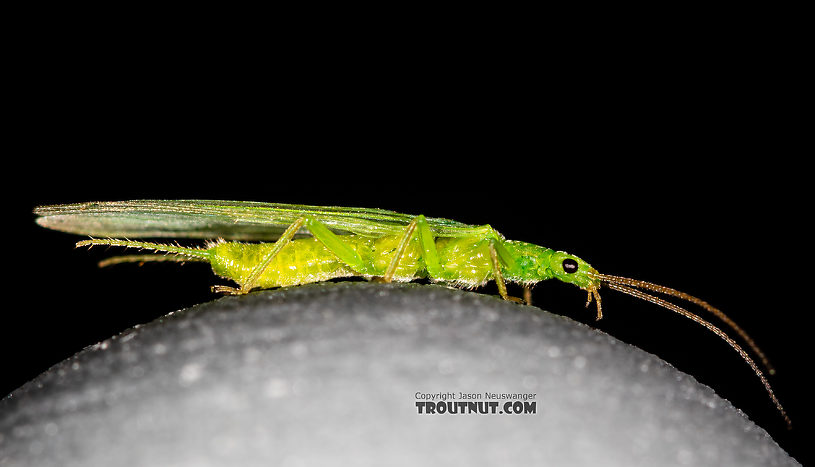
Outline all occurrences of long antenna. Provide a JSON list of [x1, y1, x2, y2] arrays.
[[596, 274, 774, 375], [604, 281, 790, 428]]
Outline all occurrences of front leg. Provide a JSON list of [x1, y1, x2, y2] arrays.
[[489, 239, 524, 304], [412, 219, 526, 304]]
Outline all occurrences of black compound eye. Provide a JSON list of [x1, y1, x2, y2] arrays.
[[562, 258, 579, 274]]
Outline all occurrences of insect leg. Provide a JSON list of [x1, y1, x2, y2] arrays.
[[523, 285, 533, 306], [304, 218, 374, 275], [221, 218, 306, 294], [381, 217, 419, 282], [382, 215, 443, 282], [219, 215, 376, 294], [416, 215, 443, 279], [488, 239, 524, 304], [488, 231, 518, 272]]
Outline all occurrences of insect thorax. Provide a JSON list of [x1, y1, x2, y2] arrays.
[[501, 241, 556, 285]]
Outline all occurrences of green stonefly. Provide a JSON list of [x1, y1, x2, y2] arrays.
[[34, 199, 789, 427]]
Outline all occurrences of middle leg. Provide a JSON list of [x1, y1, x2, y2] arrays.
[[381, 214, 444, 282]]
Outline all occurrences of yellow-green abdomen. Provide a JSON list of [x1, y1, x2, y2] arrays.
[[207, 235, 425, 288], [208, 238, 355, 288]]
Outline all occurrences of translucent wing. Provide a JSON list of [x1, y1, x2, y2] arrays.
[[34, 200, 485, 241]]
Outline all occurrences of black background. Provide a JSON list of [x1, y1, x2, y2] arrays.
[[7, 13, 809, 465]]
